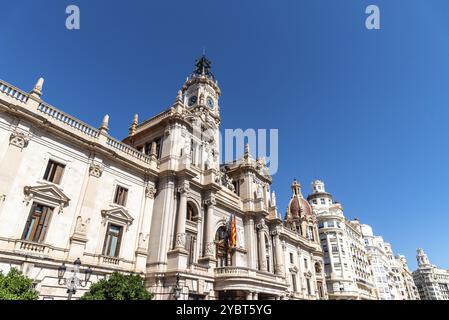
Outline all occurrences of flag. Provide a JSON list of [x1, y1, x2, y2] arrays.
[[230, 214, 237, 247]]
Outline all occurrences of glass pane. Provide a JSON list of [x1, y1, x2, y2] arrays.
[[110, 235, 118, 257], [25, 218, 36, 240]]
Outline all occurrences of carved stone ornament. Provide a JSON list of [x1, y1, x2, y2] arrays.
[[175, 232, 186, 248], [101, 207, 134, 230], [177, 181, 190, 194], [138, 232, 149, 249], [205, 242, 215, 256], [204, 196, 216, 207], [9, 130, 31, 150], [145, 186, 157, 199], [23, 184, 70, 214], [89, 163, 104, 178], [74, 216, 91, 235], [256, 222, 265, 231]]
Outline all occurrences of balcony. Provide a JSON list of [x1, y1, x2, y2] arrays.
[[14, 240, 50, 258], [214, 266, 287, 293], [101, 256, 121, 265]]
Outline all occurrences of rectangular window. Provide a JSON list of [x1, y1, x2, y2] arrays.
[[103, 224, 123, 257], [114, 186, 128, 206], [306, 279, 312, 295], [304, 258, 308, 269], [185, 233, 196, 266], [290, 253, 294, 264], [43, 160, 65, 184], [318, 222, 324, 229], [22, 203, 53, 243], [291, 274, 297, 292], [327, 220, 335, 228], [320, 199, 326, 205]]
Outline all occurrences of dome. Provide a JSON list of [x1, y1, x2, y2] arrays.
[[286, 196, 313, 220]]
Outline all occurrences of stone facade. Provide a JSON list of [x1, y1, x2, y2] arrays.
[[0, 57, 326, 300], [307, 180, 376, 300], [413, 248, 449, 300]]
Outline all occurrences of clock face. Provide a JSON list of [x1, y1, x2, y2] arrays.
[[188, 95, 197, 106], [207, 96, 215, 109]]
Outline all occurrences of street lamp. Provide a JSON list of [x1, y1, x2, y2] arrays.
[[174, 273, 181, 300], [58, 258, 93, 300]]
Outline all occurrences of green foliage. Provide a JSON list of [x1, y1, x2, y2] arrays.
[[81, 272, 153, 300], [0, 268, 39, 300]]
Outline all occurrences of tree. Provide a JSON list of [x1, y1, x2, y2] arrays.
[[81, 272, 153, 300], [0, 268, 39, 300]]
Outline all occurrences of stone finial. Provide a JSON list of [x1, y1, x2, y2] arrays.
[[176, 90, 183, 104], [31, 77, 44, 97], [271, 191, 277, 207], [99, 114, 109, 133], [244, 143, 251, 160], [128, 114, 138, 136]]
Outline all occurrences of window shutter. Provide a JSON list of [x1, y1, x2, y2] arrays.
[[102, 223, 111, 255], [115, 226, 123, 257], [22, 203, 37, 240], [39, 206, 53, 242], [53, 164, 65, 184]]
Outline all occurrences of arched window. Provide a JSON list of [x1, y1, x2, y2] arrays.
[[215, 226, 231, 267], [187, 203, 196, 222]]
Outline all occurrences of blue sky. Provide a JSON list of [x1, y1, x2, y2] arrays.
[[1, 0, 449, 270]]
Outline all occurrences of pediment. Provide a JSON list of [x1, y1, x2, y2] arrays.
[[23, 184, 70, 212], [101, 206, 134, 228]]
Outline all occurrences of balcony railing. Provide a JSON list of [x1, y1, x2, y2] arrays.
[[0, 80, 29, 104], [37, 102, 100, 138], [106, 137, 152, 164], [14, 240, 49, 256], [102, 256, 120, 265], [215, 266, 250, 276]]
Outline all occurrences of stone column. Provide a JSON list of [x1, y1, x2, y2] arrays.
[[252, 292, 258, 300], [246, 292, 253, 300], [274, 229, 284, 275], [257, 222, 267, 272], [135, 184, 156, 271], [203, 195, 216, 258], [175, 180, 190, 249], [244, 216, 256, 269]]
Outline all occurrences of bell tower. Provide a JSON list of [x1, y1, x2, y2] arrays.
[[182, 55, 221, 119]]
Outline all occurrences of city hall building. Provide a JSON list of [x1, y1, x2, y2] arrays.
[[0, 57, 327, 300]]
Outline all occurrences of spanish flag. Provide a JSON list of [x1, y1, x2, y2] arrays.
[[230, 214, 237, 247]]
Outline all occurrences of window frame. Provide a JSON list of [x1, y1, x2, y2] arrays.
[[102, 223, 123, 257], [43, 160, 66, 184], [113, 185, 129, 206], [22, 203, 54, 243]]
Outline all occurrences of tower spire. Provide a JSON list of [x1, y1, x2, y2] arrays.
[[193, 54, 215, 80]]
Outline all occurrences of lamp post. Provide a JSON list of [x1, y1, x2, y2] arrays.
[[58, 258, 92, 300], [174, 273, 181, 300]]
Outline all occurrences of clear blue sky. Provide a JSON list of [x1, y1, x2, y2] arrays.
[[1, 0, 448, 270]]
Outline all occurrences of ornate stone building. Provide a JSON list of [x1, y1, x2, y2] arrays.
[[307, 180, 376, 300], [0, 56, 326, 300], [413, 248, 449, 300], [361, 224, 419, 300]]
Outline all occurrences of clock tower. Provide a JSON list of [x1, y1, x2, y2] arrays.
[[182, 55, 221, 119]]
